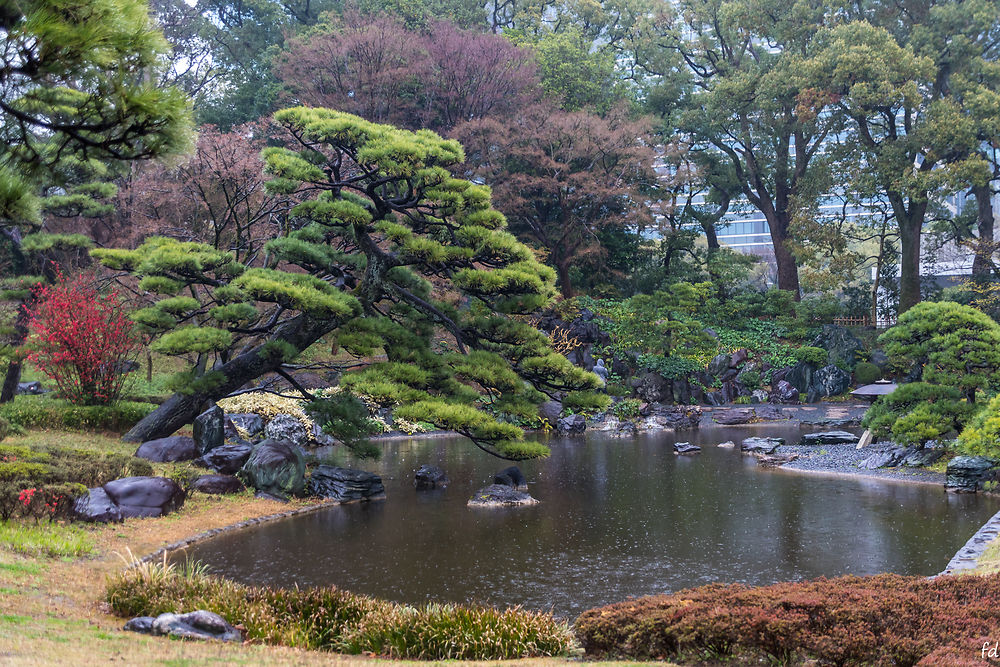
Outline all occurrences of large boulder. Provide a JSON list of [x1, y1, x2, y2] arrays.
[[149, 611, 242, 642], [811, 324, 865, 370], [193, 404, 225, 454], [707, 353, 731, 377], [643, 404, 702, 430], [493, 466, 528, 490], [771, 380, 799, 404], [307, 465, 385, 502], [557, 414, 586, 433], [240, 439, 306, 499], [72, 487, 123, 523], [712, 407, 756, 425], [263, 413, 309, 446], [810, 365, 852, 398], [858, 447, 908, 470], [800, 431, 858, 446], [674, 442, 701, 454], [196, 443, 252, 475], [102, 476, 186, 519], [134, 436, 197, 463], [785, 361, 815, 394], [414, 465, 449, 490], [537, 401, 562, 425], [226, 413, 265, 439], [191, 474, 244, 495], [946, 456, 1000, 493], [468, 484, 538, 507], [741, 437, 784, 454], [635, 372, 671, 403]]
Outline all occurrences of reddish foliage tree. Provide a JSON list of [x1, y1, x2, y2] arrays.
[[27, 275, 141, 406], [454, 103, 656, 297], [275, 15, 540, 132], [112, 122, 292, 263]]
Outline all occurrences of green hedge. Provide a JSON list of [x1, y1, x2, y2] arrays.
[[0, 395, 156, 432]]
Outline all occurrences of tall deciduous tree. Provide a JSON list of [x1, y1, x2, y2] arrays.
[[96, 109, 603, 458], [454, 103, 655, 298]]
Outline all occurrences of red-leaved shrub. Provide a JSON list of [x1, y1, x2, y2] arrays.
[[26, 275, 141, 405], [575, 573, 1000, 666]]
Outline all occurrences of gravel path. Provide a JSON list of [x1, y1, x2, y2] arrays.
[[777, 442, 945, 485]]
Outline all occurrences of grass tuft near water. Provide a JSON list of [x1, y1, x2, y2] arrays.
[[106, 558, 578, 660], [0, 521, 95, 558]]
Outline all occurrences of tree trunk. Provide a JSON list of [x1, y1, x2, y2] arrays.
[[122, 314, 335, 442], [898, 216, 922, 314], [0, 303, 29, 403], [556, 260, 573, 299], [768, 216, 801, 300], [972, 183, 995, 278]]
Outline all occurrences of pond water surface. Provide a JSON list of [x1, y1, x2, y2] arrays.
[[179, 426, 1000, 619]]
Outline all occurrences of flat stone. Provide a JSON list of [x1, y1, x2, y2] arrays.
[[191, 474, 243, 495], [858, 448, 907, 470], [800, 431, 858, 446], [134, 436, 198, 463], [468, 484, 538, 507], [673, 442, 701, 454], [741, 437, 784, 454], [712, 408, 755, 425], [307, 465, 385, 502], [753, 452, 799, 467], [196, 443, 252, 475], [150, 610, 242, 642]]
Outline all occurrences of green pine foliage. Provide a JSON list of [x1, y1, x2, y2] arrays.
[[957, 395, 1000, 458], [97, 109, 600, 459], [861, 383, 976, 447]]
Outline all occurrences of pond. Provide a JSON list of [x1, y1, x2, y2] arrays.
[[178, 426, 1000, 620]]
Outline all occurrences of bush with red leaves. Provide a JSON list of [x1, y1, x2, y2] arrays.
[[575, 573, 1000, 666], [26, 276, 141, 406]]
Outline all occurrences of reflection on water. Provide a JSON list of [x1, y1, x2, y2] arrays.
[[178, 426, 1000, 619]]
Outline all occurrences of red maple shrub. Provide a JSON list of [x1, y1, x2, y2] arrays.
[[26, 275, 141, 406], [575, 573, 1000, 666]]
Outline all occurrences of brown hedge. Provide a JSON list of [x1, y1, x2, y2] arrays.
[[575, 573, 1000, 665]]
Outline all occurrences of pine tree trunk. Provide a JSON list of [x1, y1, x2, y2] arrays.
[[122, 314, 335, 442]]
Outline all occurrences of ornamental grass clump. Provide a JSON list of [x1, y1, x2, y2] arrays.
[[26, 275, 141, 406], [106, 562, 576, 660], [575, 573, 1000, 665]]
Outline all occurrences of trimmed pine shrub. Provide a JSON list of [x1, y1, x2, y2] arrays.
[[854, 361, 882, 385]]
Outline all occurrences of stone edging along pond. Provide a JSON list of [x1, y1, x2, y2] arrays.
[[940, 507, 1000, 576]]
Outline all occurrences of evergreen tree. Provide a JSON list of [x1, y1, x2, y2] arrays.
[[96, 109, 603, 458]]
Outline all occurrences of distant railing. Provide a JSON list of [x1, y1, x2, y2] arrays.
[[832, 316, 897, 329]]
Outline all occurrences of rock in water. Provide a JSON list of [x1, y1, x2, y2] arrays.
[[240, 439, 305, 499], [741, 437, 784, 455], [72, 487, 123, 523], [307, 465, 385, 502], [134, 436, 197, 463], [537, 400, 562, 425], [946, 456, 1000, 493], [800, 431, 858, 446], [468, 484, 538, 507], [193, 404, 225, 454], [712, 408, 755, 425], [102, 476, 186, 519], [557, 414, 586, 433], [264, 413, 309, 446], [673, 442, 701, 454], [414, 464, 449, 490], [717, 441, 736, 449], [493, 466, 528, 490], [150, 611, 242, 642], [196, 443, 252, 475], [191, 474, 244, 495]]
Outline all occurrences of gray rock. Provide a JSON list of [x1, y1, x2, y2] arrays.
[[307, 465, 385, 502], [753, 452, 799, 467], [707, 353, 731, 377], [741, 437, 784, 454], [946, 456, 1000, 493], [729, 349, 748, 368], [810, 365, 852, 398], [414, 464, 449, 490], [751, 389, 770, 404], [102, 476, 186, 519], [800, 431, 858, 446], [191, 474, 243, 495], [493, 466, 528, 490], [226, 413, 265, 438], [123, 616, 155, 634], [467, 484, 539, 507], [870, 350, 891, 370], [134, 436, 197, 463], [712, 407, 756, 425], [264, 413, 309, 446], [150, 610, 242, 642], [196, 443, 252, 475], [811, 324, 865, 370], [72, 487, 123, 523], [310, 421, 336, 446], [644, 404, 702, 430], [717, 441, 736, 449], [772, 380, 799, 404], [784, 361, 815, 394], [635, 372, 671, 403], [193, 405, 225, 454], [613, 421, 638, 437], [16, 381, 45, 395], [538, 400, 563, 425], [705, 391, 725, 406], [673, 442, 701, 454], [557, 414, 586, 433], [858, 447, 909, 470], [901, 448, 945, 468], [240, 439, 306, 499]]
